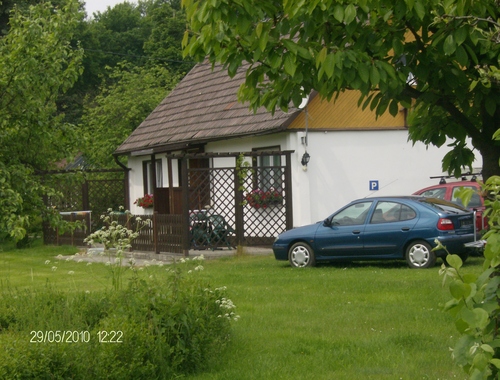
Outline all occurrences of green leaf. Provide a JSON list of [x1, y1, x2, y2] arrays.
[[413, 0, 426, 20], [259, 32, 269, 52], [455, 45, 468, 67], [370, 65, 380, 86], [480, 344, 494, 354], [485, 96, 496, 116], [484, 234, 500, 260], [443, 34, 456, 55], [344, 4, 357, 24], [454, 27, 468, 46], [389, 99, 399, 116], [269, 52, 282, 69], [450, 279, 469, 299], [472, 353, 490, 371], [255, 22, 263, 38], [453, 187, 473, 207], [323, 53, 335, 78], [358, 64, 369, 84], [333, 5, 344, 22], [284, 53, 297, 77], [461, 307, 489, 330], [283, 39, 298, 54], [446, 255, 463, 270], [182, 30, 190, 48]]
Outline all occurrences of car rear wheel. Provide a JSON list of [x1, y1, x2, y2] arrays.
[[289, 242, 316, 268], [405, 240, 436, 269]]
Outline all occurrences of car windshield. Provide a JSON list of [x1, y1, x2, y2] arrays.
[[419, 198, 468, 214]]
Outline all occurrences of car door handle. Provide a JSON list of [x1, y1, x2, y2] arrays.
[[401, 227, 410, 231], [352, 230, 361, 234]]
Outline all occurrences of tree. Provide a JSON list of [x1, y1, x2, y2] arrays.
[[61, 0, 193, 125], [143, 0, 194, 76], [181, 0, 500, 180], [0, 0, 83, 241], [60, 1, 154, 124], [81, 63, 179, 167]]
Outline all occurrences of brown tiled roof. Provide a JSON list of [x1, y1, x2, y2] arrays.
[[114, 62, 299, 155]]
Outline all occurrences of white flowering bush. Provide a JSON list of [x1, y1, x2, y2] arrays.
[[84, 207, 149, 290], [84, 207, 148, 253]]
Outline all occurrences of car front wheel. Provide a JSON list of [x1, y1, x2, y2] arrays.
[[405, 240, 436, 269], [289, 242, 316, 268]]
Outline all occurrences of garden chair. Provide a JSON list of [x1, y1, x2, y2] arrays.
[[190, 212, 211, 249], [208, 215, 235, 249]]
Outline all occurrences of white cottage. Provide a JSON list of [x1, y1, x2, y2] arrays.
[[114, 62, 480, 250]]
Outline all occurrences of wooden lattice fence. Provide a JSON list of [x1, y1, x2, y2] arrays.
[[43, 152, 293, 255]]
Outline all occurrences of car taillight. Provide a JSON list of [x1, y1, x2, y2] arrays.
[[437, 218, 455, 231]]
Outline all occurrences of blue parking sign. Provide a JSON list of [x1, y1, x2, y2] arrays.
[[369, 180, 379, 191]]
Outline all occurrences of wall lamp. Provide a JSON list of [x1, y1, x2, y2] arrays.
[[439, 177, 446, 184], [301, 152, 310, 167]]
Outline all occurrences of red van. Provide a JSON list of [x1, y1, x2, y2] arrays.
[[413, 180, 487, 234]]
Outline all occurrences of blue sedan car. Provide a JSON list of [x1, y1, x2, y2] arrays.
[[273, 196, 475, 268]]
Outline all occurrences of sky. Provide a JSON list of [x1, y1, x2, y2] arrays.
[[84, 0, 135, 17]]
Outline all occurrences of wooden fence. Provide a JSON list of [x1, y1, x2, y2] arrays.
[[44, 212, 184, 254], [43, 211, 92, 247]]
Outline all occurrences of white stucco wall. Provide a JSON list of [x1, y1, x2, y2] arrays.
[[290, 130, 481, 226], [208, 130, 481, 227], [125, 130, 481, 224]]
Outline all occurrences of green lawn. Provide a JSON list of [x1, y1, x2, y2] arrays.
[[0, 242, 112, 291], [0, 241, 480, 379]]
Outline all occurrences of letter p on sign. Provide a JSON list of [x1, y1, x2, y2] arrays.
[[369, 180, 379, 191]]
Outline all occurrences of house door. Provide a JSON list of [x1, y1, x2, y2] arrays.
[[188, 157, 210, 211]]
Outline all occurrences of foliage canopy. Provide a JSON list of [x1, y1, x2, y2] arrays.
[[182, 0, 500, 180], [0, 0, 83, 241]]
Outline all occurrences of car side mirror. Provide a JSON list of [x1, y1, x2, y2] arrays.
[[323, 218, 331, 227]]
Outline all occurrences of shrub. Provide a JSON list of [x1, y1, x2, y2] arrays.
[[440, 175, 500, 379], [0, 257, 238, 379]]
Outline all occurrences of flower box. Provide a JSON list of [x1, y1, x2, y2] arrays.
[[245, 189, 283, 209], [134, 194, 154, 209]]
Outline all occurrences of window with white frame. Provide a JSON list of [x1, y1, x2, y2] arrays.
[[253, 147, 282, 192]]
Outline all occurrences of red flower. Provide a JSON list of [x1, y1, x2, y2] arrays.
[[134, 194, 154, 208], [245, 189, 282, 209]]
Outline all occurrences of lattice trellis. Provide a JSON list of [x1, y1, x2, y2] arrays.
[[241, 166, 287, 246], [42, 170, 127, 245], [87, 179, 126, 230], [186, 155, 290, 249], [188, 167, 237, 249]]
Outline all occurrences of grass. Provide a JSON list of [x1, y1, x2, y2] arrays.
[[0, 240, 483, 379], [0, 241, 114, 291]]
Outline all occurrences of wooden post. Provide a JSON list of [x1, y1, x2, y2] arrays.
[[70, 212, 75, 246], [151, 153, 157, 212], [285, 151, 293, 230], [82, 182, 89, 210], [167, 156, 174, 214], [181, 156, 190, 257], [153, 211, 159, 254], [124, 170, 130, 211], [234, 163, 245, 246]]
